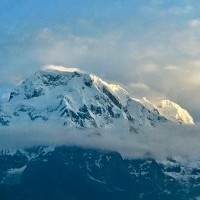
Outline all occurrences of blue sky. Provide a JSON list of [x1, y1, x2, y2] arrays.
[[0, 0, 200, 120]]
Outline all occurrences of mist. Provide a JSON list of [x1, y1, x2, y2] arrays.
[[0, 123, 200, 164]]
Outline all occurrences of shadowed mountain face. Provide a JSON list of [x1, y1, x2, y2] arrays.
[[0, 146, 200, 200]]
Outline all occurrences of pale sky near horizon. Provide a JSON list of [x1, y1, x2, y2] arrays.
[[0, 0, 200, 121]]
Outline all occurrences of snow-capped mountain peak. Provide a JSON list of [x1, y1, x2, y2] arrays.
[[0, 68, 194, 133], [154, 99, 194, 125], [141, 97, 194, 125]]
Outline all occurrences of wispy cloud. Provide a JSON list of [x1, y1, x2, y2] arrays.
[[42, 65, 83, 73], [189, 19, 200, 27]]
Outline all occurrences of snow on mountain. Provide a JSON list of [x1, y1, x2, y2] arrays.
[[0, 68, 194, 133], [141, 97, 194, 125]]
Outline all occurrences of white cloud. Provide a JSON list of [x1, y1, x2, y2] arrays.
[[128, 83, 150, 90], [0, 123, 200, 163], [165, 65, 181, 71], [168, 5, 193, 15], [42, 65, 83, 73], [190, 60, 200, 67], [143, 64, 158, 73], [189, 19, 200, 27]]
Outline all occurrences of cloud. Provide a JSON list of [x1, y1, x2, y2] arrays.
[[165, 65, 181, 71], [128, 83, 150, 90], [0, 123, 200, 164], [42, 65, 83, 73], [189, 19, 200, 27], [126, 82, 161, 99], [168, 5, 193, 15]]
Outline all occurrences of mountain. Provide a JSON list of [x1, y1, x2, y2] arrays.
[[0, 146, 200, 200], [0, 68, 194, 133], [0, 68, 199, 200], [140, 97, 194, 125]]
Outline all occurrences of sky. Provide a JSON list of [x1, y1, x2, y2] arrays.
[[0, 0, 200, 121]]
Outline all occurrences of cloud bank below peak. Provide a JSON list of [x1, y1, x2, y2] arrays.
[[0, 123, 200, 164]]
